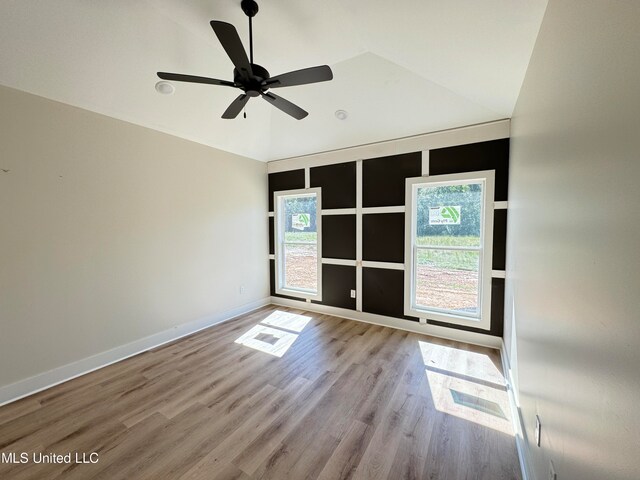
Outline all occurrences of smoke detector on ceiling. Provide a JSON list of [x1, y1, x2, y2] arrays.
[[335, 109, 348, 120], [155, 81, 175, 95]]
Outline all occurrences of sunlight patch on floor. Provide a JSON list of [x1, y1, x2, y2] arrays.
[[235, 325, 298, 357], [419, 341, 505, 387], [234, 310, 312, 357], [260, 310, 312, 333], [419, 341, 514, 435]]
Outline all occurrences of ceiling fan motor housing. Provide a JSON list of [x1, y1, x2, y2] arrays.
[[235, 63, 269, 96]]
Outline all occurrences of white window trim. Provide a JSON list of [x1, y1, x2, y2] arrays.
[[404, 170, 495, 330], [274, 187, 322, 301]]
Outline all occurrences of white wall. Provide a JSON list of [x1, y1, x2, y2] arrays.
[[504, 1, 640, 479], [0, 85, 269, 391]]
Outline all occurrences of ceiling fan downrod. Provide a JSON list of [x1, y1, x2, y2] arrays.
[[241, 0, 259, 64]]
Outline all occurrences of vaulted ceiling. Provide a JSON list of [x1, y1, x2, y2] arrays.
[[0, 1, 547, 161]]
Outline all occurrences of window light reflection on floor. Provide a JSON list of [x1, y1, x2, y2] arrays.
[[419, 340, 514, 435], [234, 310, 312, 357], [260, 309, 312, 333], [419, 341, 505, 387]]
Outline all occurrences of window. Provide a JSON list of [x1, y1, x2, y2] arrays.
[[404, 171, 494, 329], [274, 188, 322, 300]]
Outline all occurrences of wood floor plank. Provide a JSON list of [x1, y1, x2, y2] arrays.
[[180, 459, 251, 480], [316, 419, 375, 480], [250, 363, 369, 480], [230, 369, 344, 476], [197, 376, 310, 466], [0, 307, 521, 480], [53, 412, 169, 480], [0, 398, 41, 426], [351, 350, 423, 480]]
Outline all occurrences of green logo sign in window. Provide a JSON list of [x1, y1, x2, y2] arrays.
[[291, 213, 311, 230], [428, 206, 461, 225]]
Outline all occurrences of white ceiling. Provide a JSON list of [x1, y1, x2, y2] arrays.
[[0, 1, 547, 161]]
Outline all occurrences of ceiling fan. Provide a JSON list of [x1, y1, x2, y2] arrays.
[[157, 0, 333, 120]]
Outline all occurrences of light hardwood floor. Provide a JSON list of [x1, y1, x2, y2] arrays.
[[0, 305, 521, 480]]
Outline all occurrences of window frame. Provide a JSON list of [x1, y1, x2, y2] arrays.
[[274, 187, 323, 301], [404, 170, 495, 329]]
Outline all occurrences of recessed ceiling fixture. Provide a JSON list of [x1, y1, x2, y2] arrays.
[[335, 110, 348, 120], [155, 81, 175, 95], [156, 0, 333, 120]]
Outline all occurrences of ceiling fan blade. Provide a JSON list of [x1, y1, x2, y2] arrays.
[[222, 94, 250, 119], [157, 72, 236, 87], [210, 21, 253, 78], [261, 92, 308, 120], [264, 65, 333, 88]]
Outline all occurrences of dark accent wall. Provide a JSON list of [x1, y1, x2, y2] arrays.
[[362, 152, 421, 207], [268, 217, 274, 255], [429, 139, 510, 201], [268, 137, 510, 338], [311, 162, 356, 209], [492, 209, 508, 270], [362, 213, 404, 263], [268, 169, 305, 211], [313, 264, 356, 310], [362, 268, 418, 321], [322, 215, 356, 260]]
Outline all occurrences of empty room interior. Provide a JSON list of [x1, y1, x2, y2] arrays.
[[1, 1, 639, 479]]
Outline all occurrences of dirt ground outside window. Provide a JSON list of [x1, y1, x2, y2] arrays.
[[284, 251, 478, 312]]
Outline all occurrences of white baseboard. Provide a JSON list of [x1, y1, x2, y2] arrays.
[[500, 340, 532, 480], [271, 296, 502, 349], [0, 297, 271, 407]]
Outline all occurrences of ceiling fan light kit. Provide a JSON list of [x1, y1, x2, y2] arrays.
[[157, 0, 333, 120]]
